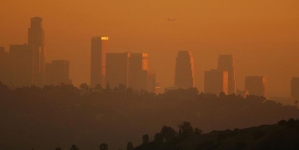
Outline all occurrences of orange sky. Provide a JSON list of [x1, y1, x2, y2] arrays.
[[0, 0, 299, 97]]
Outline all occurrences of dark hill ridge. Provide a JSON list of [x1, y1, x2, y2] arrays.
[[134, 119, 299, 150], [0, 83, 299, 150]]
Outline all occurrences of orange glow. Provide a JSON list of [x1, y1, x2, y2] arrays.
[[0, 0, 298, 97]]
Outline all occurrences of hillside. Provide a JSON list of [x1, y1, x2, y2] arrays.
[[0, 83, 299, 150], [134, 119, 299, 150]]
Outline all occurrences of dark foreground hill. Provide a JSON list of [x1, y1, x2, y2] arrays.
[[134, 119, 299, 150], [0, 83, 299, 150]]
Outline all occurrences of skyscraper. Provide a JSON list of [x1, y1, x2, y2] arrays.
[[106, 52, 130, 88], [0, 47, 11, 86], [90, 36, 108, 87], [218, 55, 236, 94], [174, 51, 194, 88], [46, 60, 71, 85], [28, 17, 45, 86], [245, 76, 266, 97], [10, 44, 33, 87], [204, 69, 228, 95], [291, 77, 299, 106], [146, 70, 156, 93], [128, 53, 148, 90]]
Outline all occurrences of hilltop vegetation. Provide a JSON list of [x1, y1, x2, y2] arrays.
[[132, 119, 299, 150], [0, 83, 298, 150]]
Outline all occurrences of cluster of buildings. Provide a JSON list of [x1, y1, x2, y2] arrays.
[[172, 52, 298, 107], [0, 17, 157, 93], [90, 37, 156, 93], [0, 17, 71, 87], [171, 52, 265, 97], [0, 17, 299, 107]]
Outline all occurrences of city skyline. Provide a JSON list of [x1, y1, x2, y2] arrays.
[[1, 1, 299, 150], [0, 0, 299, 97], [0, 17, 299, 98]]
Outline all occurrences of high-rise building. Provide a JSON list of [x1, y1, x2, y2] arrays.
[[291, 77, 299, 106], [218, 55, 236, 94], [28, 17, 45, 86], [9, 44, 33, 87], [204, 69, 228, 95], [245, 76, 266, 97], [46, 60, 71, 85], [128, 53, 148, 90], [90, 37, 108, 87], [146, 70, 156, 93], [174, 51, 194, 88], [106, 52, 130, 88], [0, 47, 11, 86]]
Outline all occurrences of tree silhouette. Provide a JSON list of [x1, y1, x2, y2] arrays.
[[195, 127, 202, 135], [126, 142, 134, 150], [70, 145, 78, 150], [161, 126, 176, 142], [142, 134, 149, 144], [99, 143, 108, 150], [154, 133, 164, 144], [179, 122, 194, 137]]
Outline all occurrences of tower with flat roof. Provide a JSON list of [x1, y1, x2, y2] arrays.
[[46, 60, 71, 85], [174, 51, 194, 88], [106, 52, 130, 88], [90, 36, 108, 87], [245, 76, 266, 97], [128, 53, 148, 90], [204, 69, 228, 95], [0, 47, 11, 86], [9, 44, 33, 87], [218, 55, 236, 94]]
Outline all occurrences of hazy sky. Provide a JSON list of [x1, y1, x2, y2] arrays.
[[0, 0, 299, 97]]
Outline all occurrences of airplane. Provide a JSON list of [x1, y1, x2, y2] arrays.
[[168, 18, 177, 21]]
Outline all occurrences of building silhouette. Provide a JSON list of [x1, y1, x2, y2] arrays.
[[106, 52, 131, 88], [9, 44, 33, 87], [291, 77, 299, 107], [128, 53, 148, 90], [174, 51, 194, 88], [218, 55, 236, 94], [0, 47, 11, 86], [90, 37, 108, 87], [28, 17, 45, 86], [46, 60, 71, 85], [204, 69, 228, 95], [146, 70, 156, 93], [245, 76, 266, 97]]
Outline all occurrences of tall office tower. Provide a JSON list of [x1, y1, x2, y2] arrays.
[[128, 53, 148, 90], [0, 47, 11, 86], [10, 44, 33, 87], [245, 76, 266, 97], [106, 52, 131, 88], [147, 70, 156, 93], [90, 37, 108, 87], [174, 51, 194, 88], [291, 77, 299, 106], [218, 55, 236, 94], [28, 17, 45, 86], [46, 60, 71, 85], [204, 69, 228, 95]]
